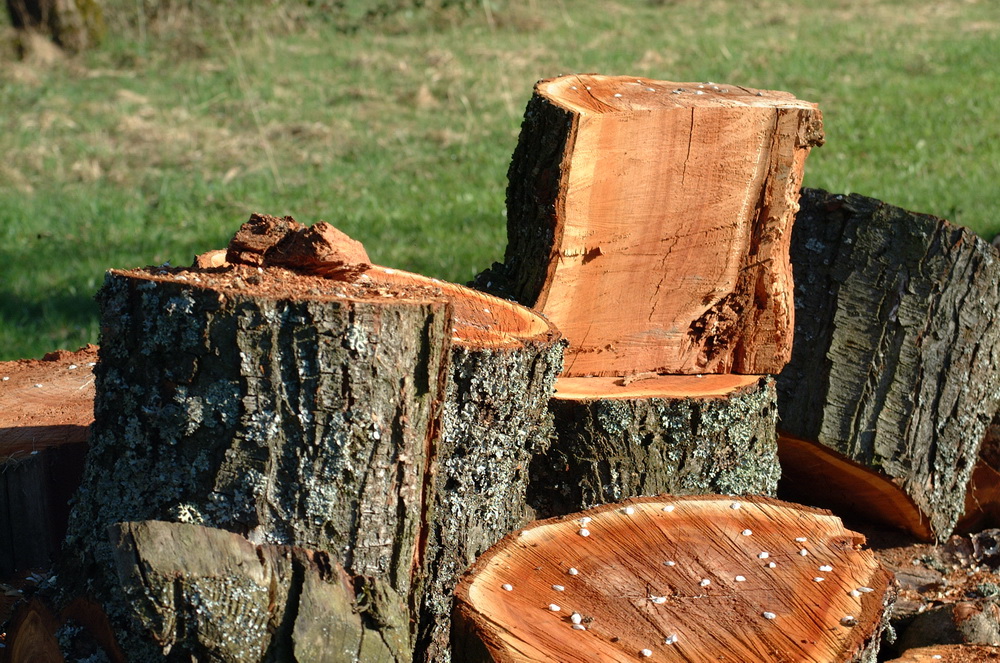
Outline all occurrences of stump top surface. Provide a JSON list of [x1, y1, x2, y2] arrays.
[[456, 495, 892, 663], [120, 263, 558, 350], [553, 373, 763, 401], [0, 346, 96, 458], [538, 74, 818, 115]]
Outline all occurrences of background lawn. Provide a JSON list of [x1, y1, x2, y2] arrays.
[[2, 0, 998, 360]]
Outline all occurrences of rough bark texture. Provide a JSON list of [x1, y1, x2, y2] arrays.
[[61, 268, 452, 660], [201, 213, 566, 663], [453, 496, 894, 663], [777, 189, 1000, 541], [108, 520, 410, 662], [529, 376, 779, 518], [476, 74, 823, 377], [418, 341, 563, 663]]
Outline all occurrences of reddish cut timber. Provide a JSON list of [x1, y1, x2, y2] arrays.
[[0, 346, 96, 575], [478, 74, 824, 376], [453, 495, 894, 663]]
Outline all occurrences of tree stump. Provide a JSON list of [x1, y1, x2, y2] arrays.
[[453, 495, 895, 663], [477, 73, 824, 376], [530, 375, 780, 518], [59, 216, 562, 661], [0, 346, 96, 575], [776, 189, 1000, 541]]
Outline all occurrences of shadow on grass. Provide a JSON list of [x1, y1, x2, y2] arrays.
[[0, 290, 100, 360]]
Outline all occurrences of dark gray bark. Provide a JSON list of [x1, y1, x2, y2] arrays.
[[62, 268, 453, 660], [109, 520, 409, 662], [0, 441, 87, 576], [528, 377, 780, 518], [777, 189, 1000, 541], [418, 340, 563, 663], [474, 92, 574, 304]]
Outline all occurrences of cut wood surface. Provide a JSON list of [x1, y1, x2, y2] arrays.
[[453, 495, 894, 663], [778, 434, 933, 541], [777, 189, 1000, 541], [1, 598, 65, 663], [0, 347, 95, 575], [530, 375, 779, 518], [885, 645, 1000, 662], [0, 346, 96, 455], [477, 73, 824, 377]]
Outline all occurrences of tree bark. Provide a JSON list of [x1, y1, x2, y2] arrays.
[[529, 375, 780, 518], [216, 214, 567, 663], [453, 495, 895, 663], [477, 74, 824, 376], [418, 339, 563, 663], [107, 520, 411, 662], [776, 189, 1000, 541], [60, 265, 454, 660]]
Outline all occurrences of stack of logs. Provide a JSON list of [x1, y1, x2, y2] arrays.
[[3, 74, 1000, 662]]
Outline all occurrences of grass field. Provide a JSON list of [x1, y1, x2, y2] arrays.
[[1, 0, 998, 360]]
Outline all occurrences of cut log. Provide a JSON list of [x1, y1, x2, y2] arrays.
[[778, 434, 933, 540], [776, 189, 1000, 541], [2, 598, 65, 663], [529, 375, 779, 518], [60, 216, 562, 661], [476, 73, 824, 376], [0, 346, 95, 575], [214, 215, 565, 662], [453, 495, 894, 663], [107, 520, 411, 662], [885, 645, 1000, 662]]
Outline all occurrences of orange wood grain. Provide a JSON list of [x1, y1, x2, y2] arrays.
[[520, 74, 822, 377], [454, 495, 892, 663]]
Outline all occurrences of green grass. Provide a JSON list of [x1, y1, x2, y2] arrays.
[[2, 0, 998, 360]]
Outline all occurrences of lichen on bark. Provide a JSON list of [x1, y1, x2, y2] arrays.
[[529, 377, 779, 518], [778, 189, 1000, 540], [417, 340, 564, 663], [61, 269, 452, 659]]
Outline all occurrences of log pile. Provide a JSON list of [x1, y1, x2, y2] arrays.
[[3, 73, 1000, 662], [477, 74, 825, 517]]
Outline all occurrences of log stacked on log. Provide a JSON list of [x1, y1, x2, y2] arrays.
[[453, 495, 895, 663], [476, 75, 824, 515], [0, 347, 96, 576], [777, 189, 1000, 541], [57, 216, 562, 660], [478, 74, 824, 376]]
